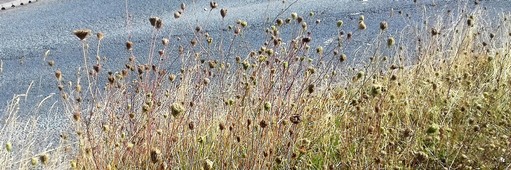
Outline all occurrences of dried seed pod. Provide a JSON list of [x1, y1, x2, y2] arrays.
[[96, 32, 104, 40], [220, 8, 227, 18], [290, 114, 301, 124], [210, 1, 218, 9], [73, 29, 91, 40], [149, 17, 159, 27], [126, 41, 133, 51], [174, 11, 182, 19], [380, 21, 388, 30]]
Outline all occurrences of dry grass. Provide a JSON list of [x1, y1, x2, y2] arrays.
[[1, 1, 511, 169]]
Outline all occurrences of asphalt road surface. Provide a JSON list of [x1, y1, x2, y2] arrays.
[[0, 0, 509, 136]]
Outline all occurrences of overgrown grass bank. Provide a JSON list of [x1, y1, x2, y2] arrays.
[[2, 2, 511, 169]]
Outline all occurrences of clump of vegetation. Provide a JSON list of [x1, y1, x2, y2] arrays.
[[1, 1, 510, 169]]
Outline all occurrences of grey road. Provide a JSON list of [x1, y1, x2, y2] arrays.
[[0, 0, 509, 132]]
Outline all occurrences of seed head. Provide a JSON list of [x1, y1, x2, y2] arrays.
[[73, 29, 91, 40], [358, 21, 366, 30], [203, 78, 210, 85], [340, 54, 347, 62], [426, 123, 440, 134], [55, 70, 62, 81], [290, 114, 301, 124], [30, 158, 38, 166], [155, 19, 163, 29], [220, 8, 227, 18], [96, 32, 104, 40], [162, 38, 169, 46], [203, 159, 214, 170], [149, 17, 158, 26], [291, 12, 298, 19], [264, 102, 271, 111], [431, 28, 440, 36], [259, 120, 268, 128], [169, 74, 176, 81], [150, 148, 162, 163], [39, 154, 50, 165], [174, 11, 182, 19], [73, 111, 80, 121], [180, 2, 186, 10], [307, 84, 314, 93], [316, 46, 323, 54], [126, 41, 133, 51], [276, 18, 284, 26], [171, 102, 185, 117], [336, 20, 343, 28], [210, 1, 218, 9], [5, 142, 12, 152], [188, 122, 195, 130], [387, 37, 395, 47], [467, 18, 474, 27], [379, 21, 388, 30]]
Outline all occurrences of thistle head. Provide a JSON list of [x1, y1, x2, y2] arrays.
[[73, 29, 91, 40]]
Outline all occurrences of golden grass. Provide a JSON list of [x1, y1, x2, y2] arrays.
[[2, 2, 511, 169]]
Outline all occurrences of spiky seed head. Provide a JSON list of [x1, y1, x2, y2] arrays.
[[188, 122, 195, 130], [5, 142, 12, 152], [276, 18, 283, 26], [302, 37, 312, 43], [387, 37, 395, 47], [203, 78, 210, 85], [297, 16, 303, 23], [291, 12, 298, 19], [340, 54, 347, 62], [126, 41, 133, 51], [307, 84, 314, 93], [174, 11, 182, 19], [203, 159, 214, 170], [155, 18, 163, 29], [162, 38, 169, 46], [70, 160, 77, 168], [301, 22, 307, 30], [426, 123, 440, 134], [150, 148, 162, 163], [31, 157, 38, 165], [431, 28, 440, 36], [93, 64, 101, 73], [336, 20, 343, 28], [55, 70, 62, 81], [171, 102, 185, 117], [96, 32, 104, 40], [102, 125, 110, 132], [209, 1, 218, 9], [73, 29, 91, 40], [180, 2, 186, 10], [380, 21, 388, 30], [220, 8, 227, 18], [149, 17, 159, 27], [467, 18, 474, 27], [39, 154, 50, 165], [263, 102, 271, 111], [357, 71, 365, 79], [240, 21, 248, 27], [290, 114, 301, 124], [259, 120, 268, 128], [47, 60, 55, 67], [316, 46, 323, 54], [242, 61, 250, 70], [169, 74, 176, 82], [358, 21, 366, 30]]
